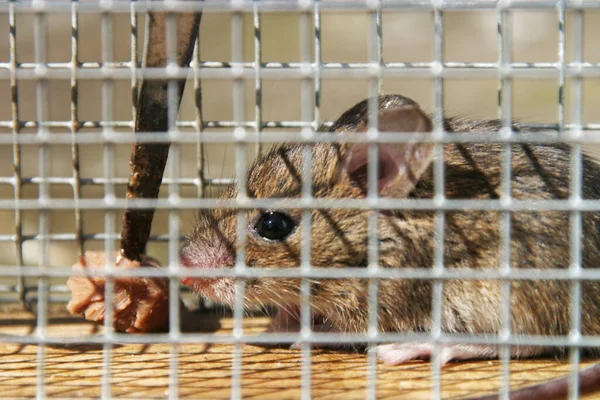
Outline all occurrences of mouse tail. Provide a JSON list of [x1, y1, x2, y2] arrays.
[[463, 362, 600, 400]]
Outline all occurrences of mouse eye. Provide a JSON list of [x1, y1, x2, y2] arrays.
[[255, 211, 296, 241]]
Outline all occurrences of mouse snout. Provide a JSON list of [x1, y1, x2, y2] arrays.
[[179, 236, 236, 298], [179, 237, 235, 269]]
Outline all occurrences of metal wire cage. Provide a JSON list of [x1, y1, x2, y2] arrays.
[[0, 0, 599, 399]]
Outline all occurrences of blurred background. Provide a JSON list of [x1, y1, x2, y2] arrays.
[[0, 6, 599, 289]]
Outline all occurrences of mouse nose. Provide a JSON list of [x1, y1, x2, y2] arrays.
[[179, 239, 236, 269], [179, 249, 195, 268]]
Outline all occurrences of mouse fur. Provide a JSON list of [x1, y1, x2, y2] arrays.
[[181, 94, 600, 363]]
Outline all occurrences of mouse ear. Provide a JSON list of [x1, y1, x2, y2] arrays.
[[341, 105, 435, 197]]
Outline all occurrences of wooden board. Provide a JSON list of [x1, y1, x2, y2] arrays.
[[0, 304, 598, 399]]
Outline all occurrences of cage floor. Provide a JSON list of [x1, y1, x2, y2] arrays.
[[0, 304, 598, 400]]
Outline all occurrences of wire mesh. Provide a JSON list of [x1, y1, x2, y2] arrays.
[[0, 1, 599, 399]]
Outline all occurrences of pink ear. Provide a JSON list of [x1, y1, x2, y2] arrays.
[[343, 106, 434, 197]]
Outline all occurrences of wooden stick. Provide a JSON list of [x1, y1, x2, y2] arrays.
[[120, 11, 201, 262]]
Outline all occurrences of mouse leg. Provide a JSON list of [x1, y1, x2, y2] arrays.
[[376, 343, 544, 365], [288, 318, 345, 350], [265, 305, 348, 349], [265, 305, 302, 333]]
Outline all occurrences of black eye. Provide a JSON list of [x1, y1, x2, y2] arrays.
[[255, 211, 296, 241]]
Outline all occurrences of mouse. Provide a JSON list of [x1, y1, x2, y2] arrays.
[[180, 94, 600, 397]]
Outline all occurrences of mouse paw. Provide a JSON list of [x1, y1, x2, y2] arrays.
[[376, 342, 435, 365], [265, 305, 301, 333], [376, 343, 526, 365], [290, 317, 344, 350]]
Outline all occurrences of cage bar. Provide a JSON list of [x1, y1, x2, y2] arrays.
[[231, 8, 247, 400], [5, 1, 600, 13], [299, 6, 313, 400], [430, 4, 445, 398], [99, 6, 116, 398], [498, 2, 514, 400], [568, 0, 585, 398]]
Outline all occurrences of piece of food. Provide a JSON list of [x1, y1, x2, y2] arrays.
[[67, 250, 170, 333]]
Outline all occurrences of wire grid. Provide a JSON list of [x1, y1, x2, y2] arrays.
[[0, 1, 599, 399]]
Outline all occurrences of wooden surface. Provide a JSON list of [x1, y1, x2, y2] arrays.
[[0, 304, 598, 399]]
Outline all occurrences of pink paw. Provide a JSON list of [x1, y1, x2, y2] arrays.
[[377, 342, 436, 365], [377, 342, 509, 366]]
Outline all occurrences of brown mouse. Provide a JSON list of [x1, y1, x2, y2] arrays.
[[180, 94, 600, 397]]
